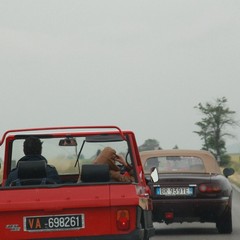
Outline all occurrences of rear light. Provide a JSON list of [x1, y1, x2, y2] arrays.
[[165, 212, 174, 220], [198, 183, 221, 193], [116, 210, 130, 231]]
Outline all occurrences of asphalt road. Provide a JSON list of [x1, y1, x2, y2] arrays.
[[150, 185, 240, 240]]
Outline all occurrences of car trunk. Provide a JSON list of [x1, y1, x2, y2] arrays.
[[0, 184, 139, 240], [151, 173, 216, 198], [150, 173, 227, 223], [158, 173, 212, 183]]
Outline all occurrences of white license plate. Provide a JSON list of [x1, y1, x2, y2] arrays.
[[156, 187, 193, 196]]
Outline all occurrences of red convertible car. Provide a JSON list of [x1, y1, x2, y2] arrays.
[[140, 149, 234, 234], [0, 126, 154, 240]]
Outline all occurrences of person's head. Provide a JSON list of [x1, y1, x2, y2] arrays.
[[23, 136, 42, 155]]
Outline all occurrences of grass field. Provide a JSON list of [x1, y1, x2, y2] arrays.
[[227, 157, 240, 187], [229, 172, 240, 187]]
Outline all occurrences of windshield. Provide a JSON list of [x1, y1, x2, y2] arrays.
[[11, 135, 131, 175]]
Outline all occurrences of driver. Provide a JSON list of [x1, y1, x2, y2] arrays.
[[94, 147, 134, 182], [5, 136, 61, 186]]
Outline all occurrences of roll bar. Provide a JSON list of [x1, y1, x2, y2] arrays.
[[0, 125, 126, 146]]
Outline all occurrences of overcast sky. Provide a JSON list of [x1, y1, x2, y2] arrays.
[[0, 0, 240, 150]]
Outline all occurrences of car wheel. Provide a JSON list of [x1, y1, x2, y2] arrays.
[[139, 219, 150, 240], [216, 207, 232, 234], [142, 228, 150, 240]]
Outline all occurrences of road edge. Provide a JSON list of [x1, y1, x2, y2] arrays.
[[232, 183, 240, 192]]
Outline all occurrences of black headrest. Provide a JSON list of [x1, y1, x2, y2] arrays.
[[81, 164, 110, 182], [18, 160, 47, 179]]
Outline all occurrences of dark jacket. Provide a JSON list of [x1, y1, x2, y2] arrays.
[[5, 155, 61, 186]]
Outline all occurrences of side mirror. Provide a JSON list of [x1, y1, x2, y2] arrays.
[[223, 167, 235, 178], [150, 167, 159, 182]]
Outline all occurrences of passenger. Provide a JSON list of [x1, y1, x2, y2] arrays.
[[94, 147, 134, 182], [5, 136, 61, 186]]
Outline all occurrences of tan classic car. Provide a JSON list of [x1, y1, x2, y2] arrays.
[[140, 149, 234, 234]]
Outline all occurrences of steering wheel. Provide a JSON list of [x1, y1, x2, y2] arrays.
[[125, 152, 133, 168]]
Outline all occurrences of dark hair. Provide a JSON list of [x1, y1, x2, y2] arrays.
[[23, 136, 42, 155]]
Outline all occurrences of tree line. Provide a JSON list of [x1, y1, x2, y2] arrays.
[[138, 97, 239, 166]]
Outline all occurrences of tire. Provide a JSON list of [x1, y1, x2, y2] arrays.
[[140, 213, 154, 240], [139, 221, 149, 240], [144, 235, 150, 240], [216, 207, 232, 234]]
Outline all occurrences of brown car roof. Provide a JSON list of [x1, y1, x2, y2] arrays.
[[140, 149, 221, 174]]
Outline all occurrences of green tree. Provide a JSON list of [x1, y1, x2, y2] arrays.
[[194, 97, 238, 166], [138, 139, 161, 152]]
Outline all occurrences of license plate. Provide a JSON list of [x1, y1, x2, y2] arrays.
[[155, 187, 193, 196], [24, 214, 85, 232]]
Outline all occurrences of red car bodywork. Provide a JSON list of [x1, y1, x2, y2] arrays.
[[0, 126, 154, 240]]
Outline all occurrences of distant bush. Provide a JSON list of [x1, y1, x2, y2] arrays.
[[220, 154, 231, 167]]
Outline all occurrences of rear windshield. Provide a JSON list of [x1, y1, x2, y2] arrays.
[[144, 156, 205, 173]]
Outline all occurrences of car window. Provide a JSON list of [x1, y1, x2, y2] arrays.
[[144, 156, 205, 173]]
